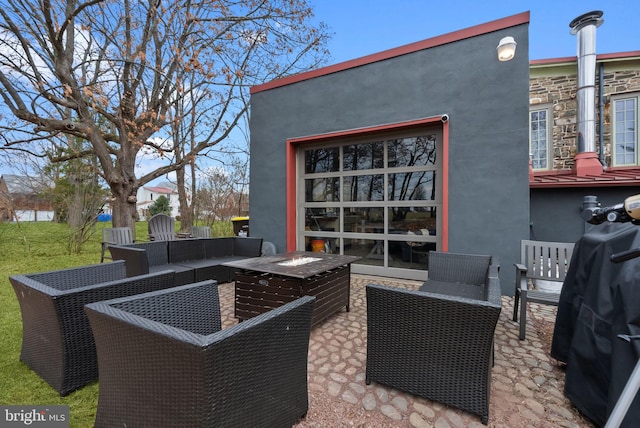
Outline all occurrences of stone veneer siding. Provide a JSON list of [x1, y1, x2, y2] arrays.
[[530, 65, 640, 170]]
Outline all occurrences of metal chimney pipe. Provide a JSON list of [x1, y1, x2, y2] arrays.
[[570, 11, 603, 154]]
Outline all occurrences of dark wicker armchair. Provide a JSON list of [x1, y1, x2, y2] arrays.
[[85, 281, 315, 428], [365, 251, 502, 425], [9, 261, 176, 395]]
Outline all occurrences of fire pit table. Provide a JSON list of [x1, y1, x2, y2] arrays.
[[224, 251, 360, 327]]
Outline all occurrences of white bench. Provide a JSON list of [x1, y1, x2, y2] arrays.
[[512, 239, 575, 340]]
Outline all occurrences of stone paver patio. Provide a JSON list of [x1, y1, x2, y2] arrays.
[[217, 274, 594, 427]]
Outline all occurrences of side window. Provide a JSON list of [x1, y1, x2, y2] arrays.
[[612, 95, 638, 166], [530, 106, 552, 170]]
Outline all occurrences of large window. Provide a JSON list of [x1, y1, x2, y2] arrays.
[[298, 128, 442, 277], [612, 94, 638, 166], [530, 106, 551, 170]]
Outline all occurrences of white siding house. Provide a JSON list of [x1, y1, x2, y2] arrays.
[[136, 181, 183, 220]]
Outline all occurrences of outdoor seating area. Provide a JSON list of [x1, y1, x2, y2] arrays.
[[8, 262, 176, 395], [365, 252, 501, 424], [85, 281, 314, 427], [513, 239, 575, 340], [107, 236, 263, 284], [5, 248, 595, 426]]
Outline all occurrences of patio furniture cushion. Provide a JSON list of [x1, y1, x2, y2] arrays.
[[9, 261, 176, 395], [85, 281, 314, 427]]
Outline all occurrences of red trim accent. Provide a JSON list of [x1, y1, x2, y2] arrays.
[[286, 142, 297, 251], [285, 116, 449, 253], [573, 152, 604, 177], [252, 12, 530, 94], [530, 51, 640, 66], [531, 166, 640, 188]]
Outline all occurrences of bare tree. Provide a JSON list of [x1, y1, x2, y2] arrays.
[[0, 0, 329, 229]]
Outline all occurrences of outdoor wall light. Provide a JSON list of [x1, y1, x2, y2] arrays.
[[497, 36, 517, 61]]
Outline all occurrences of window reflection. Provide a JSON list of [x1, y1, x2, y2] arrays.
[[388, 207, 437, 235], [301, 130, 440, 263], [387, 135, 437, 167], [343, 175, 384, 201], [343, 141, 384, 171], [305, 178, 340, 202], [305, 147, 340, 173], [388, 172, 436, 201]]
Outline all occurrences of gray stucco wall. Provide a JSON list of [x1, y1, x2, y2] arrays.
[[530, 187, 639, 243], [249, 22, 530, 294]]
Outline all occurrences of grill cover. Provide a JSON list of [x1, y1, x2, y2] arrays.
[[551, 222, 640, 427]]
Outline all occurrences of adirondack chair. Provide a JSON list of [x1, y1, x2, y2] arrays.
[[101, 227, 135, 263], [148, 214, 175, 241], [513, 239, 575, 340], [191, 226, 211, 238]]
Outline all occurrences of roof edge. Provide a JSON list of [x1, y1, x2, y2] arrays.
[[530, 50, 640, 67], [251, 11, 530, 94]]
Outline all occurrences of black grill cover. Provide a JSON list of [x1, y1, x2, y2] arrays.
[[551, 222, 640, 427]]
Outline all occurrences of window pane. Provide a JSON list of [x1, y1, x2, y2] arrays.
[[388, 239, 432, 270], [342, 207, 384, 231], [304, 208, 339, 232], [343, 174, 384, 201], [305, 177, 340, 202], [343, 141, 384, 171], [530, 108, 549, 169], [388, 172, 436, 201], [387, 135, 437, 167], [305, 147, 340, 173], [388, 207, 437, 235], [613, 97, 637, 166]]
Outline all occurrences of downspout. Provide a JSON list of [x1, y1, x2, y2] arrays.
[[598, 62, 605, 168]]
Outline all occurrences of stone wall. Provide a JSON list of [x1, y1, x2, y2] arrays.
[[530, 64, 640, 170]]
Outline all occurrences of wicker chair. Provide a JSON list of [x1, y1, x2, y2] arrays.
[[9, 261, 176, 395], [148, 214, 175, 241], [365, 251, 502, 425], [85, 281, 315, 428]]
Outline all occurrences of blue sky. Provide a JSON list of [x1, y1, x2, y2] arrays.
[[310, 1, 638, 63], [2, 2, 637, 180]]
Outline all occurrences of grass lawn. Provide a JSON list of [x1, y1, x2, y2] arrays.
[[0, 220, 233, 427]]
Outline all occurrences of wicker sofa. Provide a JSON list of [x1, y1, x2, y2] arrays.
[[365, 251, 502, 425], [109, 237, 263, 284], [9, 261, 176, 395], [85, 281, 315, 428]]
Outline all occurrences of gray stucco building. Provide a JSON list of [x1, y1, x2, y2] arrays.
[[248, 12, 531, 293]]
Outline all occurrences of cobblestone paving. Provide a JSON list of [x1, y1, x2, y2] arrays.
[[217, 274, 593, 427]]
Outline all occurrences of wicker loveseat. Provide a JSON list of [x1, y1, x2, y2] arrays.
[[85, 281, 315, 428], [109, 237, 263, 284], [9, 261, 176, 395], [365, 251, 502, 424]]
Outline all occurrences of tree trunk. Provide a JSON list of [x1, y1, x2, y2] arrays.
[[176, 166, 192, 232], [110, 182, 138, 232]]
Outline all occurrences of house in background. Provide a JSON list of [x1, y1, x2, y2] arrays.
[[528, 16, 640, 242], [0, 175, 54, 222], [136, 181, 184, 220]]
